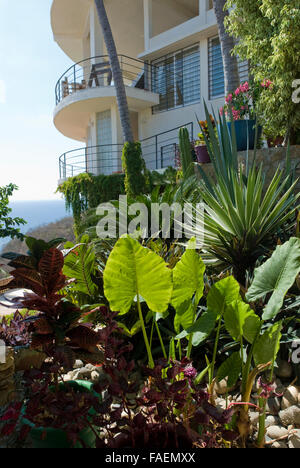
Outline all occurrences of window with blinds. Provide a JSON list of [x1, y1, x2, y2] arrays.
[[208, 36, 250, 99], [208, 37, 225, 99], [151, 45, 200, 113]]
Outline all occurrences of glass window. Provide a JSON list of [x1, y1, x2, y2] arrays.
[[152, 45, 200, 113], [208, 37, 225, 99]]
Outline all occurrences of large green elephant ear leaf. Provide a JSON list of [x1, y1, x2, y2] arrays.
[[207, 275, 241, 318], [171, 239, 205, 310], [224, 300, 261, 343], [103, 235, 173, 315], [253, 321, 282, 367], [246, 237, 300, 320]]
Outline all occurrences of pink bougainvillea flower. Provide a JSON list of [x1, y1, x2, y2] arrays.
[[225, 93, 233, 103], [241, 81, 249, 92], [261, 79, 273, 89]]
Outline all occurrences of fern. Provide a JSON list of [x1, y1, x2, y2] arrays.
[[63, 237, 98, 299]]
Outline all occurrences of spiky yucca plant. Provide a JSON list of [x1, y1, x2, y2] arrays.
[[189, 103, 300, 284]]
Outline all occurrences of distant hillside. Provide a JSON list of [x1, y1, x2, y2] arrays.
[[1, 217, 75, 256]]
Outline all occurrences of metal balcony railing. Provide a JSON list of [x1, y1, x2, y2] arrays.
[[58, 123, 194, 180], [55, 55, 157, 105]]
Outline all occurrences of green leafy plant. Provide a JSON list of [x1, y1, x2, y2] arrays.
[[63, 235, 99, 306], [225, 0, 300, 143], [57, 172, 126, 233], [0, 184, 26, 240], [178, 127, 194, 179], [103, 235, 173, 367], [246, 237, 300, 320], [191, 104, 300, 284], [122, 141, 147, 198]]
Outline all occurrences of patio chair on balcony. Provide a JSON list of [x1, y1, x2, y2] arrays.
[[88, 62, 112, 87], [61, 78, 69, 98]]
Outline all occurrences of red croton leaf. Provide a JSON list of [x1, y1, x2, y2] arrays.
[[67, 325, 100, 352], [8, 255, 36, 270], [38, 248, 67, 294], [10, 268, 45, 296], [38, 248, 64, 281], [33, 317, 54, 335], [31, 334, 54, 349]]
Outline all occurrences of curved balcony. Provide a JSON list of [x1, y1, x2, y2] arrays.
[[58, 123, 194, 182], [54, 55, 160, 141], [55, 55, 157, 105]]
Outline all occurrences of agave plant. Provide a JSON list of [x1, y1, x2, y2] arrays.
[[188, 103, 300, 284]]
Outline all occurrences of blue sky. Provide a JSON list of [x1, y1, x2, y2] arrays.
[[0, 0, 77, 200]]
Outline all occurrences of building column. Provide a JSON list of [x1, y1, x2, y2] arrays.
[[143, 0, 153, 51], [199, 0, 209, 21]]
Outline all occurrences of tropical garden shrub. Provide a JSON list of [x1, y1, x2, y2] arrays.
[[1, 230, 300, 448], [0, 184, 26, 241], [122, 141, 147, 198], [57, 172, 126, 233], [195, 105, 300, 284], [225, 0, 300, 143]]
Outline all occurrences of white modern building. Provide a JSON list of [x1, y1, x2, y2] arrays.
[[51, 0, 247, 180]]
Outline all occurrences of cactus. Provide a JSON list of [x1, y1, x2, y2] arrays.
[[178, 128, 194, 179]]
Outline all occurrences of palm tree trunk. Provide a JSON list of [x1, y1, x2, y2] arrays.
[[212, 0, 240, 95], [94, 0, 134, 143]]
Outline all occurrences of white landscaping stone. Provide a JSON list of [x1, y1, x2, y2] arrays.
[[73, 360, 84, 369], [267, 425, 288, 439], [271, 441, 288, 449], [265, 415, 279, 428], [249, 411, 259, 427], [288, 429, 300, 449], [91, 371, 100, 383], [279, 406, 300, 427], [281, 386, 299, 410]]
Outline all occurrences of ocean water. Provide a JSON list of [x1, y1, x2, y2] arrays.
[[0, 199, 70, 251]]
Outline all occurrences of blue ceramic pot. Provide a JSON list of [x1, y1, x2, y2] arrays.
[[226, 120, 262, 151]]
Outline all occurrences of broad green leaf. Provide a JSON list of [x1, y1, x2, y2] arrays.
[[175, 309, 218, 346], [253, 321, 282, 366], [171, 240, 205, 310], [174, 300, 194, 333], [63, 242, 97, 296], [217, 352, 242, 388], [207, 276, 241, 318], [224, 300, 260, 343], [246, 238, 300, 320], [117, 321, 141, 337], [103, 235, 172, 315]]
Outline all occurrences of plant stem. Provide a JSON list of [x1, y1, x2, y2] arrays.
[[210, 316, 222, 385], [257, 396, 267, 448], [242, 326, 261, 397], [137, 297, 154, 368], [187, 301, 197, 359], [154, 320, 167, 359]]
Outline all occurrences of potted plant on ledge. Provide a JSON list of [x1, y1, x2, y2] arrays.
[[221, 80, 272, 151], [194, 115, 217, 163]]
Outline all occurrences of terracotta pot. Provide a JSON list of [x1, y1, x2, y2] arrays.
[[195, 145, 211, 163]]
